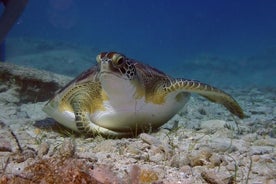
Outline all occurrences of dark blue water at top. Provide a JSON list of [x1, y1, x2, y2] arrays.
[[5, 0, 276, 87]]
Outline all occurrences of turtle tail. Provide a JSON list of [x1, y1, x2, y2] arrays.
[[165, 79, 244, 119]]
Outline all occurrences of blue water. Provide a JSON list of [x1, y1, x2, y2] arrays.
[[5, 0, 276, 87]]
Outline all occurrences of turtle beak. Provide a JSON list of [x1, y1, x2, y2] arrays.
[[100, 59, 110, 73], [96, 53, 111, 73], [99, 58, 120, 76]]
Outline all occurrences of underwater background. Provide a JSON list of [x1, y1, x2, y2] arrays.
[[4, 0, 276, 88], [1, 1, 276, 183]]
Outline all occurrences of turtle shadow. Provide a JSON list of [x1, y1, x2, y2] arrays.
[[34, 118, 160, 139], [34, 118, 81, 137]]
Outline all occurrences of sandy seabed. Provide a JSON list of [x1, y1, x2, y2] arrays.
[[0, 38, 275, 183]]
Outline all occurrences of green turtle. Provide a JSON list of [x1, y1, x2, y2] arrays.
[[43, 52, 244, 137]]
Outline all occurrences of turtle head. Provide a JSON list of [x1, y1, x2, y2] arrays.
[[96, 52, 136, 80], [96, 52, 140, 101]]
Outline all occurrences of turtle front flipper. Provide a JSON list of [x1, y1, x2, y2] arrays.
[[70, 95, 95, 134], [70, 95, 130, 137], [64, 81, 126, 137], [166, 79, 244, 118]]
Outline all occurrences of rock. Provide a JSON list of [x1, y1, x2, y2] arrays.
[[93, 139, 119, 153], [225, 163, 236, 172], [208, 138, 237, 153], [58, 139, 75, 158], [12, 149, 37, 163], [201, 171, 226, 184], [0, 128, 20, 152], [260, 154, 274, 163], [90, 165, 122, 184], [188, 147, 212, 167], [0, 62, 71, 103], [251, 155, 260, 162], [243, 133, 258, 142], [149, 152, 164, 163], [0, 88, 20, 103], [251, 161, 276, 177], [209, 153, 223, 168], [170, 153, 190, 168], [140, 133, 162, 146], [0, 132, 12, 152], [231, 139, 250, 153], [37, 142, 50, 158], [179, 165, 192, 175], [15, 111, 29, 119], [127, 144, 142, 156], [140, 133, 172, 156], [250, 146, 274, 155], [0, 104, 17, 120], [129, 165, 159, 184]]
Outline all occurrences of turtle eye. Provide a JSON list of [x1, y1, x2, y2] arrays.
[[96, 54, 101, 63], [112, 54, 125, 66], [116, 57, 124, 65]]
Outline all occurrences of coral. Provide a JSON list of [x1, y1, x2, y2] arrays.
[[2, 158, 97, 184], [129, 165, 159, 184], [0, 139, 124, 184], [1, 156, 126, 184], [139, 169, 159, 183], [89, 165, 121, 184]]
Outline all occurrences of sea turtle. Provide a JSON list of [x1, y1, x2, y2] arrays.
[[43, 52, 244, 137]]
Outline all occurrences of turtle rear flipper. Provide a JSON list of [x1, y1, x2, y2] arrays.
[[166, 79, 244, 119]]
